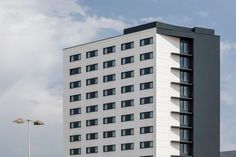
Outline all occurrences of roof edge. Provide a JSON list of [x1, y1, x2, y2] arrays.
[[124, 21, 215, 36]]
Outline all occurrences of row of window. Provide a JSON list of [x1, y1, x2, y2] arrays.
[[70, 111, 153, 128], [70, 99, 190, 116], [70, 141, 153, 155], [70, 82, 153, 102], [70, 67, 153, 89], [70, 97, 153, 115], [70, 54, 153, 76], [179, 39, 192, 156], [70, 126, 153, 142], [69, 37, 153, 62]]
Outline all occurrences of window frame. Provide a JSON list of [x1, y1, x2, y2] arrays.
[[140, 37, 153, 46], [103, 46, 116, 55], [70, 53, 81, 62], [121, 85, 134, 93], [121, 56, 134, 65], [70, 67, 81, 75], [86, 50, 98, 58], [86, 119, 98, 127], [121, 41, 134, 51]]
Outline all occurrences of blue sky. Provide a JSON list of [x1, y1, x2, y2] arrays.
[[0, 0, 235, 157]]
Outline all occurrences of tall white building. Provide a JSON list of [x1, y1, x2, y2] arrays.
[[63, 22, 220, 157]]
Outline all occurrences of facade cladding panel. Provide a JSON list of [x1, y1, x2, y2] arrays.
[[63, 21, 219, 157]]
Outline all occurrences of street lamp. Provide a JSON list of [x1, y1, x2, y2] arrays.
[[13, 118, 44, 157]]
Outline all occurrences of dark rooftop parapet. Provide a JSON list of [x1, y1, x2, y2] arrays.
[[124, 21, 215, 36]]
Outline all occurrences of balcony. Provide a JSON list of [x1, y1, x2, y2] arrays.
[[171, 96, 192, 101], [171, 82, 192, 86], [171, 52, 192, 57]]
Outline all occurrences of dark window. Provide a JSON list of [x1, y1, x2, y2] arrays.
[[103, 60, 116, 68], [103, 46, 116, 54], [70, 135, 81, 142], [121, 114, 134, 122], [86, 64, 98, 72], [86, 50, 98, 58], [70, 108, 81, 115], [121, 128, 134, 136], [180, 115, 191, 127], [86, 105, 98, 113], [140, 111, 153, 119], [180, 71, 191, 83], [86, 77, 98, 86], [140, 126, 153, 134], [86, 146, 98, 154], [103, 74, 116, 82], [140, 37, 153, 46], [86, 119, 98, 126], [180, 129, 191, 141], [121, 70, 134, 79], [70, 148, 81, 155], [180, 100, 191, 112], [103, 88, 116, 96], [140, 96, 153, 105], [140, 81, 153, 90], [86, 91, 98, 99], [70, 54, 81, 62], [121, 143, 134, 150], [180, 57, 191, 69], [180, 85, 191, 97], [103, 102, 116, 110], [121, 85, 134, 93], [103, 130, 116, 138], [140, 67, 153, 75], [121, 99, 134, 108], [86, 132, 98, 140], [180, 144, 191, 155], [103, 116, 116, 124], [140, 141, 153, 149], [70, 121, 81, 129], [70, 67, 81, 75], [180, 40, 190, 54], [140, 52, 153, 61], [70, 94, 81, 102], [121, 56, 134, 65], [70, 81, 81, 89], [121, 42, 134, 50], [103, 145, 116, 152]]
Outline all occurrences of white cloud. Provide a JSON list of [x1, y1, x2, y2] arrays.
[[221, 118, 236, 151], [221, 74, 236, 106], [139, 15, 193, 26], [221, 41, 236, 55], [139, 17, 163, 23], [0, 0, 126, 157]]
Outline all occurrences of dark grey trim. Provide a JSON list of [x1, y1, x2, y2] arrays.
[[124, 21, 215, 36]]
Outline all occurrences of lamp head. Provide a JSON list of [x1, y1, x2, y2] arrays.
[[33, 120, 45, 125], [13, 118, 24, 124]]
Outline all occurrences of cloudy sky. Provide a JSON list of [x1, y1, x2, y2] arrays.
[[0, 0, 235, 156]]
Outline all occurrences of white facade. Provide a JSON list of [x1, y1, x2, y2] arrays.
[[63, 28, 181, 157]]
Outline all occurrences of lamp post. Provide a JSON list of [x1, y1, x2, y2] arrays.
[[13, 118, 44, 157]]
